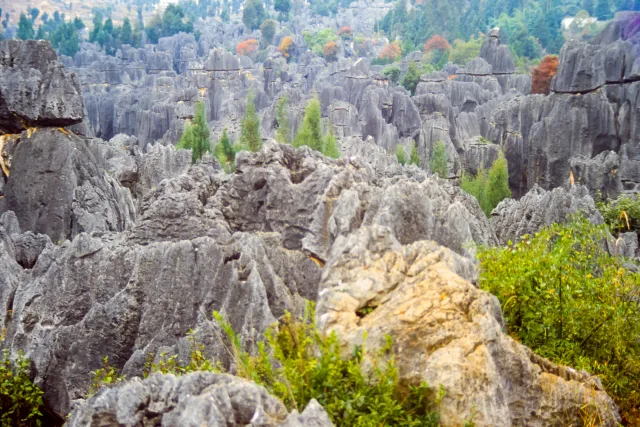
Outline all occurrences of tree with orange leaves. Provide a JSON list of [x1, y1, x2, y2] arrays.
[[531, 55, 559, 95], [236, 39, 259, 57], [337, 26, 353, 39], [379, 41, 401, 61], [423, 35, 451, 53], [322, 41, 338, 61], [278, 36, 294, 60]]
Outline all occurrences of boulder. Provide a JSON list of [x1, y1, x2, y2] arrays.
[[67, 372, 334, 427], [0, 40, 84, 134], [316, 225, 621, 427]]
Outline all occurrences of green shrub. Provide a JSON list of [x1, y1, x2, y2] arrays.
[[597, 193, 640, 235], [213, 128, 237, 173], [383, 65, 402, 84], [294, 98, 323, 152], [409, 142, 421, 166], [0, 350, 44, 427], [177, 101, 211, 164], [275, 95, 291, 144], [429, 141, 447, 178], [396, 145, 407, 165], [240, 91, 262, 152], [460, 152, 511, 216], [323, 133, 341, 159], [478, 217, 640, 424], [89, 356, 127, 396]]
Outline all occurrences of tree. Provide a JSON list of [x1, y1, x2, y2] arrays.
[[401, 61, 422, 95], [379, 41, 402, 61], [274, 0, 291, 21], [383, 66, 401, 84], [74, 17, 85, 30], [30, 8, 40, 22], [409, 142, 421, 166], [278, 36, 294, 59], [177, 101, 211, 163], [260, 19, 277, 45], [323, 133, 340, 158], [395, 145, 407, 165], [322, 41, 338, 61], [423, 34, 451, 52], [337, 26, 353, 39], [243, 0, 266, 30], [275, 96, 291, 144], [485, 151, 511, 211], [236, 39, 259, 56], [18, 13, 35, 40], [449, 35, 483, 65], [596, 0, 613, 19], [214, 128, 236, 172], [429, 141, 448, 178], [120, 18, 133, 45], [221, 7, 230, 22], [240, 92, 262, 152], [294, 98, 323, 152], [531, 55, 559, 94]]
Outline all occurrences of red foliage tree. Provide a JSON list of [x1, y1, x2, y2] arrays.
[[423, 35, 451, 53], [323, 41, 338, 61], [278, 36, 294, 58], [531, 55, 559, 95], [379, 41, 401, 60], [337, 26, 353, 39], [236, 39, 259, 57]]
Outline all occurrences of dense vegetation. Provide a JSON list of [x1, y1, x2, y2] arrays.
[[93, 306, 444, 426], [0, 350, 45, 427], [293, 98, 341, 158], [478, 217, 640, 424], [597, 193, 640, 234], [177, 101, 211, 164], [460, 152, 511, 216]]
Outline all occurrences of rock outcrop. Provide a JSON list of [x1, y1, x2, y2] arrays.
[[0, 40, 84, 134], [67, 372, 334, 427], [316, 225, 621, 427]]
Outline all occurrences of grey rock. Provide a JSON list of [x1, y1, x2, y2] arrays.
[[480, 28, 516, 74], [0, 40, 84, 133]]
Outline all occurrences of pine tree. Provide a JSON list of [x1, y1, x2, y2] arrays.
[[429, 141, 448, 178], [177, 101, 211, 163], [294, 98, 323, 151], [485, 151, 511, 212], [121, 18, 132, 45], [275, 96, 291, 144], [323, 133, 340, 158], [409, 142, 421, 166], [395, 145, 407, 165], [240, 92, 262, 152], [18, 13, 35, 40], [214, 128, 236, 173]]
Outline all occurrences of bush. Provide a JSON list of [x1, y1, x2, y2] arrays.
[[597, 193, 640, 235], [337, 26, 353, 39], [303, 29, 337, 56], [275, 96, 291, 144], [531, 55, 559, 95], [176, 101, 211, 164], [429, 141, 447, 178], [460, 152, 511, 216], [379, 41, 402, 61], [294, 98, 323, 152], [322, 41, 338, 61], [278, 36, 294, 59], [323, 133, 341, 159], [260, 19, 277, 45], [396, 145, 407, 165], [213, 128, 237, 173], [478, 217, 640, 424], [236, 39, 259, 57], [400, 62, 432, 95], [0, 350, 44, 427], [240, 92, 262, 152], [449, 35, 483, 66], [383, 65, 401, 84], [409, 142, 420, 166]]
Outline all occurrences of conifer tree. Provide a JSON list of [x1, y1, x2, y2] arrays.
[[240, 92, 262, 152], [18, 13, 35, 40], [409, 142, 421, 166], [429, 141, 448, 178], [275, 96, 291, 144], [214, 128, 236, 173], [323, 133, 340, 158], [294, 98, 323, 151], [177, 101, 211, 163], [485, 151, 511, 211], [396, 145, 407, 165]]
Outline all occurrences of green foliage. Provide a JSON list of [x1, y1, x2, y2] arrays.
[[383, 65, 402, 84], [294, 98, 323, 152], [145, 5, 194, 44], [18, 13, 35, 40], [323, 133, 341, 159], [240, 92, 262, 152], [260, 19, 277, 45], [303, 29, 337, 55], [89, 356, 126, 396], [213, 128, 237, 173], [177, 101, 211, 163], [275, 96, 291, 144], [401, 62, 434, 95], [460, 152, 511, 216], [449, 35, 482, 65], [274, 0, 291, 20], [597, 194, 640, 235], [396, 145, 407, 165], [0, 350, 44, 427], [143, 331, 221, 377], [409, 142, 421, 166], [429, 141, 448, 178], [243, 0, 267, 30], [214, 305, 443, 426], [478, 217, 640, 423]]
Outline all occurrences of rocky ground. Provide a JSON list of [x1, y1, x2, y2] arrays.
[[0, 10, 639, 427]]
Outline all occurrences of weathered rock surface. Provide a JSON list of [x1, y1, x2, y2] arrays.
[[0, 40, 84, 133], [67, 372, 334, 427], [316, 225, 621, 427], [491, 184, 604, 244]]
